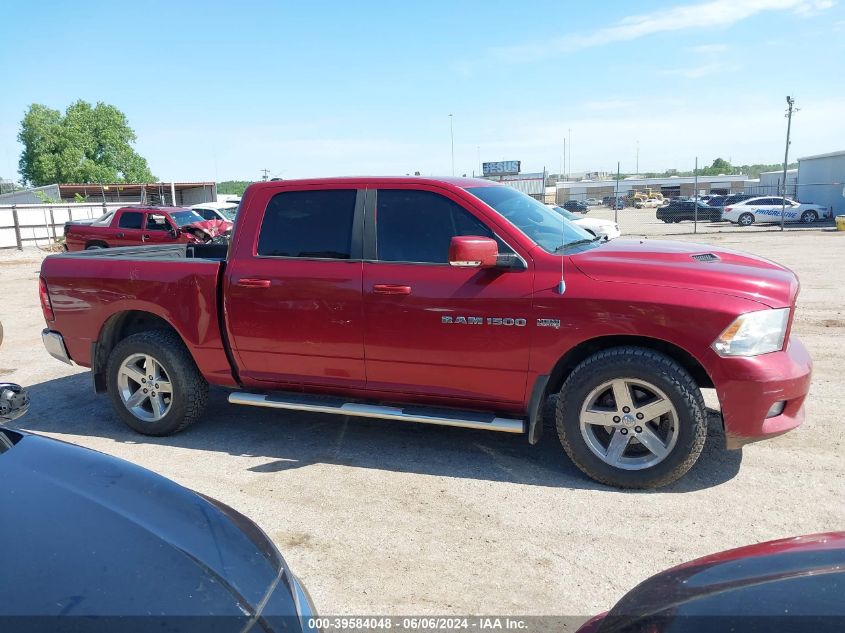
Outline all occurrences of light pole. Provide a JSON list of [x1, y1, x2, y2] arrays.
[[449, 114, 455, 176], [780, 96, 796, 231], [567, 128, 571, 179]]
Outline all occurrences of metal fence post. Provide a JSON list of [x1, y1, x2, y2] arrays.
[[11, 205, 22, 250], [49, 207, 57, 240]]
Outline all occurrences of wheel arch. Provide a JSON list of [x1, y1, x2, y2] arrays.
[[546, 335, 714, 398], [91, 310, 184, 393], [85, 240, 109, 249]]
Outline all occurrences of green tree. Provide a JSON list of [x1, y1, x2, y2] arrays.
[[217, 180, 253, 196], [18, 100, 155, 186]]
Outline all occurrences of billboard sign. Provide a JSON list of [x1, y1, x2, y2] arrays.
[[482, 160, 520, 176]]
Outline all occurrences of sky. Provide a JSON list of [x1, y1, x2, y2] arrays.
[[2, 0, 844, 182]]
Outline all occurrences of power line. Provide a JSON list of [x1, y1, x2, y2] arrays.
[[260, 168, 271, 182]]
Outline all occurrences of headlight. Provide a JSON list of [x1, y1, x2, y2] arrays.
[[712, 308, 790, 357]]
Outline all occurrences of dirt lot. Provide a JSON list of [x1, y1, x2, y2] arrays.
[[1, 229, 843, 621]]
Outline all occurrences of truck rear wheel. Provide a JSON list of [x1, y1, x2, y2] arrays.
[[106, 330, 208, 436], [555, 347, 706, 489]]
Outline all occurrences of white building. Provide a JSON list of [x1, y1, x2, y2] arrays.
[[554, 174, 747, 203], [796, 151, 845, 215]]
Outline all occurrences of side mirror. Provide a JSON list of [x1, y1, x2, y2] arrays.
[[170, 228, 181, 239], [448, 236, 498, 268]]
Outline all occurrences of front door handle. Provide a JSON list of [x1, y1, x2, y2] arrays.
[[373, 284, 412, 295], [237, 278, 272, 288], [115, 232, 125, 238], [141, 234, 150, 241]]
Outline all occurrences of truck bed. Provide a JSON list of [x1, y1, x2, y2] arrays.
[[41, 243, 235, 386], [53, 243, 229, 261]]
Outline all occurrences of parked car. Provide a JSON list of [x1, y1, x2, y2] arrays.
[[656, 200, 723, 223], [562, 200, 590, 213], [64, 206, 234, 251], [548, 205, 621, 240], [720, 193, 758, 207], [0, 320, 316, 630], [577, 532, 845, 633], [39, 177, 812, 489], [703, 194, 725, 208], [584, 197, 602, 206], [192, 200, 240, 222], [722, 196, 830, 226], [634, 198, 661, 209]]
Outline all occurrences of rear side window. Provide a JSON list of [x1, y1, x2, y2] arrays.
[[118, 212, 143, 229], [376, 189, 494, 264], [257, 189, 356, 259]]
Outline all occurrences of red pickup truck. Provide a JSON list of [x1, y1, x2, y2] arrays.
[[64, 206, 233, 251], [39, 177, 812, 488]]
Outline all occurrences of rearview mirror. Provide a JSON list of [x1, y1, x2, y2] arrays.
[[448, 236, 498, 268]]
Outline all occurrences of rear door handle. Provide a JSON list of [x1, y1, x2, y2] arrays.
[[237, 278, 272, 288], [373, 284, 412, 295], [115, 232, 125, 238]]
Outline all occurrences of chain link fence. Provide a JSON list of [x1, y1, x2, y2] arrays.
[[547, 180, 842, 237]]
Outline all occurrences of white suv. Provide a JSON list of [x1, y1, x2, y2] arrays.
[[722, 196, 829, 226]]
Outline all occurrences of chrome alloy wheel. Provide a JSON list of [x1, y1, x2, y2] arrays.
[[579, 378, 679, 471], [117, 353, 173, 422]]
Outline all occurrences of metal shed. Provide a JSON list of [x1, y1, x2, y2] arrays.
[[796, 150, 845, 215]]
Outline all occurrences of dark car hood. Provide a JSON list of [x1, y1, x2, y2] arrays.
[[595, 533, 845, 632], [571, 239, 798, 308], [0, 430, 297, 623]]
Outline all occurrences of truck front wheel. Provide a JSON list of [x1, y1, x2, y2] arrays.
[[555, 347, 706, 488], [106, 330, 208, 436]]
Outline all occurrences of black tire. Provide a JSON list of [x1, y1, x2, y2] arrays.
[[106, 330, 208, 436], [555, 346, 707, 489], [800, 210, 817, 224], [738, 213, 754, 226]]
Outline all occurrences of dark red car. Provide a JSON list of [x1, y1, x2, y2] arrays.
[[64, 206, 233, 251], [39, 177, 811, 488], [578, 532, 845, 632]]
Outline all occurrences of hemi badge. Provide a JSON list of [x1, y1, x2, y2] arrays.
[[537, 319, 561, 329]]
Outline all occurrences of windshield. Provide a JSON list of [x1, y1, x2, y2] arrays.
[[549, 205, 578, 221], [169, 210, 207, 225], [466, 186, 597, 253], [219, 205, 238, 220]]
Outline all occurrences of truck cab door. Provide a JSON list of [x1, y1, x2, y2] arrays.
[[362, 187, 533, 406], [224, 186, 366, 390], [142, 212, 180, 245], [113, 210, 145, 246]]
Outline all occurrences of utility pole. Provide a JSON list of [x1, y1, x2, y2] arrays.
[[693, 156, 699, 235], [260, 169, 270, 182], [567, 128, 572, 179], [780, 96, 796, 231], [614, 161, 620, 224], [563, 138, 567, 180], [449, 114, 455, 176]]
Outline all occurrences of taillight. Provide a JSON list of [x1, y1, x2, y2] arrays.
[[725, 206, 733, 213], [39, 277, 55, 322]]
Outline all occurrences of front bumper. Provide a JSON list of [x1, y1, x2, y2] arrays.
[[715, 335, 812, 449], [42, 329, 73, 365]]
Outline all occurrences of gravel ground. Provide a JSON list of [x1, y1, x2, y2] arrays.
[[1, 228, 843, 622]]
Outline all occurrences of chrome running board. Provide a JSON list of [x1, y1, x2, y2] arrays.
[[228, 392, 525, 434]]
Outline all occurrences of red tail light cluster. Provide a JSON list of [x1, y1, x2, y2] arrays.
[[725, 207, 733, 213], [39, 276, 54, 322]]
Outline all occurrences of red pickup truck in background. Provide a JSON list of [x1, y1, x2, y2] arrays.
[[64, 206, 233, 251], [39, 177, 812, 488]]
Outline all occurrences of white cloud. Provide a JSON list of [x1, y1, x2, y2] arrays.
[[662, 62, 739, 78], [492, 0, 834, 61], [580, 100, 637, 111], [687, 44, 730, 53]]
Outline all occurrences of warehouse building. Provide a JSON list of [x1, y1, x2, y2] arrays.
[[796, 150, 845, 215], [554, 174, 747, 203], [0, 182, 217, 206]]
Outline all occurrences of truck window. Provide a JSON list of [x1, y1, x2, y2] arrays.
[[118, 212, 143, 229], [146, 213, 171, 231], [375, 190, 494, 264], [257, 189, 356, 259]]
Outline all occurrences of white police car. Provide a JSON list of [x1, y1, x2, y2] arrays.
[[722, 196, 829, 226]]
